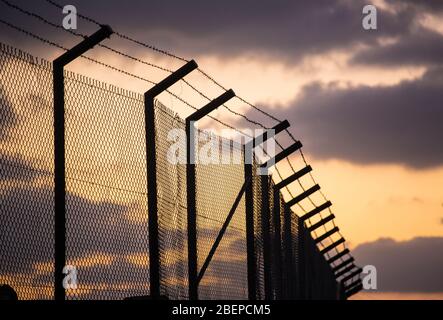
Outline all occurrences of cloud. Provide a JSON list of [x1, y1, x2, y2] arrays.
[[0, 0, 419, 62], [1, 154, 50, 181], [0, 185, 141, 274], [353, 237, 443, 292], [248, 66, 443, 169], [389, 0, 443, 13], [351, 28, 443, 67], [0, 181, 248, 298]]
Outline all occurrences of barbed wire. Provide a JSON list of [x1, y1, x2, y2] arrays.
[[0, 14, 307, 223], [37, 0, 340, 222], [0, 0, 269, 135], [42, 0, 188, 62], [0, 0, 308, 214], [1, 0, 355, 266], [11, 0, 316, 214], [0, 5, 351, 265]]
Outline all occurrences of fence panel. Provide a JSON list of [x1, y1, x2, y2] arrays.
[[64, 72, 150, 299], [154, 102, 188, 299], [195, 135, 248, 299], [0, 45, 55, 299], [252, 162, 266, 299], [0, 42, 341, 300]]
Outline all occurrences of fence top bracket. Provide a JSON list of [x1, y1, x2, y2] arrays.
[[274, 165, 312, 190], [260, 140, 302, 169], [54, 25, 113, 67], [186, 89, 235, 122], [332, 257, 355, 273], [245, 120, 290, 149], [145, 60, 198, 98], [327, 248, 350, 264], [286, 184, 320, 208]]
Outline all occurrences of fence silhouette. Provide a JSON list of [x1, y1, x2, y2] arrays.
[[0, 38, 361, 300]]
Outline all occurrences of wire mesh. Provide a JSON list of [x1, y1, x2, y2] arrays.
[[0, 42, 341, 300], [195, 133, 248, 299], [63, 71, 150, 300], [154, 102, 188, 299], [1, 0, 360, 294], [252, 162, 265, 300], [298, 224, 338, 300], [0, 43, 55, 299]]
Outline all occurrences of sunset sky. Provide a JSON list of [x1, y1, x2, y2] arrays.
[[1, 0, 442, 299]]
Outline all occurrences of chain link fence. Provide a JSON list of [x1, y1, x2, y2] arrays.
[[1, 42, 340, 300], [0, 43, 55, 299]]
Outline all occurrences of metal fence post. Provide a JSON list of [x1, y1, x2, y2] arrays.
[[282, 205, 294, 298], [185, 119, 198, 300], [53, 26, 113, 301], [273, 165, 313, 299], [244, 155, 256, 300], [244, 120, 289, 300], [272, 189, 283, 299], [144, 96, 160, 298], [53, 64, 65, 301], [186, 90, 235, 300], [261, 175, 273, 299], [144, 60, 198, 298]]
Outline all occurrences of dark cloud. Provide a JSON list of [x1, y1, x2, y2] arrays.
[[0, 181, 246, 297], [1, 154, 50, 181], [1, 0, 442, 72], [389, 0, 443, 13], [351, 29, 443, 67], [249, 67, 443, 169], [347, 0, 443, 68], [198, 258, 248, 299], [28, 255, 248, 299], [353, 237, 443, 292], [0, 185, 143, 274], [227, 237, 246, 254], [0, 0, 418, 62]]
